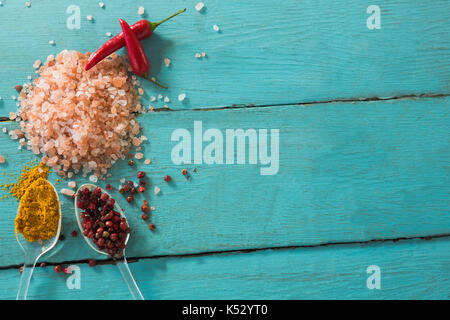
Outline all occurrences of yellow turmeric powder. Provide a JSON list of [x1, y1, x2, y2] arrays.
[[15, 178, 60, 242], [1, 161, 50, 201]]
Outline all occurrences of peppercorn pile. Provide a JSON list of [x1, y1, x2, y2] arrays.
[[77, 186, 130, 258]]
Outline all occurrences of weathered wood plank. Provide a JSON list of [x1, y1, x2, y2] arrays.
[[0, 97, 448, 266], [0, 238, 448, 299], [0, 0, 449, 114]]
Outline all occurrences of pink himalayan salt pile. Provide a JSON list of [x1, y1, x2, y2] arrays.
[[16, 50, 145, 178]]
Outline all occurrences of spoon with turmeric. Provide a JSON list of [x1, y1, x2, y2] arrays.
[[15, 178, 62, 300]]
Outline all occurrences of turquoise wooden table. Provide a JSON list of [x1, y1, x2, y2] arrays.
[[0, 0, 449, 300]]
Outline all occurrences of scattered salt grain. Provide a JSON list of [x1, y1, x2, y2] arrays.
[[27, 75, 32, 80], [138, 6, 145, 15], [144, 158, 151, 164], [150, 96, 156, 102], [154, 186, 161, 195], [158, 94, 163, 99], [164, 58, 171, 67], [60, 188, 75, 197], [0, 2, 3, 6], [33, 60, 41, 69], [164, 104, 169, 109], [89, 175, 98, 183], [25, 2, 31, 8], [195, 2, 205, 12], [178, 93, 186, 102], [213, 24, 220, 32], [120, 178, 126, 184], [9, 112, 16, 120], [0, 155, 5, 164], [135, 152, 144, 160], [49, 40, 55, 45], [150, 206, 155, 211], [164, 96, 170, 103], [201, 52, 206, 57], [68, 181, 77, 189], [195, 53, 201, 58], [106, 32, 112, 37], [2, 128, 7, 133], [138, 88, 144, 95], [12, 96, 16, 100], [68, 172, 74, 178], [86, 15, 93, 21], [99, 2, 105, 8]]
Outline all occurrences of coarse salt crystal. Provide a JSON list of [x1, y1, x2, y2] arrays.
[[135, 152, 144, 159], [106, 32, 112, 37], [154, 186, 161, 195], [25, 2, 31, 8], [150, 206, 155, 211], [12, 95, 16, 100], [120, 178, 125, 183], [195, 53, 201, 58], [27, 75, 32, 80], [178, 93, 186, 102], [213, 24, 220, 32], [33, 60, 41, 69], [86, 15, 93, 21], [99, 2, 105, 8], [89, 175, 98, 183], [164, 96, 170, 103], [158, 94, 163, 99], [9, 112, 16, 120], [49, 40, 55, 45], [201, 52, 206, 57], [2, 128, 7, 133], [164, 104, 168, 108], [195, 2, 205, 11], [150, 96, 156, 102], [138, 88, 144, 95], [164, 58, 171, 67], [144, 158, 151, 164], [0, 155, 5, 164], [68, 181, 77, 189], [60, 188, 75, 197], [138, 6, 145, 15]]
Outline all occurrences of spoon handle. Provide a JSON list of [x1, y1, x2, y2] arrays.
[[116, 256, 144, 300], [16, 254, 38, 300]]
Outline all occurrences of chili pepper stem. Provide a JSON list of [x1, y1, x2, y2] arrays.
[[142, 74, 168, 89], [151, 8, 186, 30]]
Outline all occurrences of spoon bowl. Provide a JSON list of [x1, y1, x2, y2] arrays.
[[74, 183, 130, 256], [16, 180, 62, 300], [74, 183, 144, 300]]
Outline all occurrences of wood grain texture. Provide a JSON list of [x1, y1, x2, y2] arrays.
[[0, 238, 448, 300], [0, 97, 448, 267], [0, 0, 449, 114]]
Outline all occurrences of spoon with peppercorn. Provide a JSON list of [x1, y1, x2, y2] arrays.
[[74, 184, 144, 300], [16, 179, 62, 300]]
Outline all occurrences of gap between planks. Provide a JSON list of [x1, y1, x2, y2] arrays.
[[1, 232, 448, 271], [0, 92, 448, 121]]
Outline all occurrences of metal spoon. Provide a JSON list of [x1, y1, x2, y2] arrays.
[[16, 181, 62, 300], [74, 183, 144, 300]]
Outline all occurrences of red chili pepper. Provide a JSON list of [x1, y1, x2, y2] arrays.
[[85, 8, 186, 71], [119, 18, 150, 77]]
